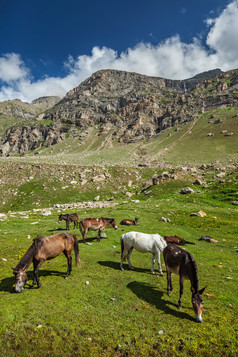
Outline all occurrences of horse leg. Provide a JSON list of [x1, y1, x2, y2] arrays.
[[151, 254, 155, 274], [167, 270, 172, 296], [127, 247, 134, 270], [33, 259, 45, 288], [64, 250, 72, 278], [30, 259, 38, 288], [120, 245, 128, 271], [178, 276, 184, 310], [97, 228, 102, 242], [156, 252, 163, 276]]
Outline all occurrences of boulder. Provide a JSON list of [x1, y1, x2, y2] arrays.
[[180, 187, 194, 194]]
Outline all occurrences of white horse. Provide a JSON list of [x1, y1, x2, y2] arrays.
[[120, 231, 167, 275]]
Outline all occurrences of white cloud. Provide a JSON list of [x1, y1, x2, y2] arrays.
[[0, 1, 238, 102], [0, 53, 29, 83]]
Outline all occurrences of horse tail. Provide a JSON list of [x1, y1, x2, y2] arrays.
[[185, 240, 196, 245], [73, 236, 80, 266], [121, 235, 126, 261]]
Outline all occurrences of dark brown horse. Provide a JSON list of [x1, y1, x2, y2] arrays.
[[164, 235, 195, 245], [120, 218, 139, 226], [58, 213, 79, 230], [12, 233, 80, 292], [163, 244, 206, 322], [79, 217, 118, 243]]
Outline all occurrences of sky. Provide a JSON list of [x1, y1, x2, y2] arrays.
[[0, 0, 238, 102]]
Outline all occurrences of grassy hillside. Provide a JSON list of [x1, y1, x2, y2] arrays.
[[2, 106, 236, 166]]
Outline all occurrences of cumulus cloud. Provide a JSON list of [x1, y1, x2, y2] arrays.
[[0, 53, 29, 83], [0, 1, 238, 102]]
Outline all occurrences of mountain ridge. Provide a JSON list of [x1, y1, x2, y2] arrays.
[[0, 67, 237, 157]]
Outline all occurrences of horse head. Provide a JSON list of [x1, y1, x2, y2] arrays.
[[58, 215, 63, 223], [12, 268, 28, 293], [111, 219, 118, 230], [191, 286, 206, 322]]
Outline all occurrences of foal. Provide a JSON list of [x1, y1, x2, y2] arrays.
[[120, 218, 139, 226], [163, 244, 206, 322], [58, 213, 79, 230]]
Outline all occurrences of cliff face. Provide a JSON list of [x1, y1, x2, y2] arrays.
[[0, 68, 238, 156]]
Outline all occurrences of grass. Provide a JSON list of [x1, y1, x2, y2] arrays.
[[0, 164, 237, 356]]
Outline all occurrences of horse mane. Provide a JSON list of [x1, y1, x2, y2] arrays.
[[186, 251, 199, 292], [14, 236, 44, 271]]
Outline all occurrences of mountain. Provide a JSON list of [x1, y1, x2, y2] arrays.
[[0, 68, 237, 157]]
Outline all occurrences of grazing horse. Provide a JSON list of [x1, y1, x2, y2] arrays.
[[12, 233, 80, 292], [79, 217, 118, 243], [120, 231, 167, 275], [163, 244, 206, 322], [164, 235, 195, 245], [120, 218, 139, 226], [58, 213, 79, 230]]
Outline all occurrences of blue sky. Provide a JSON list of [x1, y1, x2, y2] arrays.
[[0, 0, 238, 102]]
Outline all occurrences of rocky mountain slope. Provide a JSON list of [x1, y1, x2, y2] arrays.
[[0, 68, 237, 156]]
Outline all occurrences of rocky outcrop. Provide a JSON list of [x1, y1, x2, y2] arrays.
[[0, 68, 238, 156], [0, 123, 67, 156]]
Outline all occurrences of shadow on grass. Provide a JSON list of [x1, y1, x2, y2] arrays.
[[0, 269, 66, 293], [127, 281, 194, 322], [98, 260, 154, 274]]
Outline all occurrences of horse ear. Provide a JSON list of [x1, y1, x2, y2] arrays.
[[199, 286, 207, 295], [190, 287, 196, 294]]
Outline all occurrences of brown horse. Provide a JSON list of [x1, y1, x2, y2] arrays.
[[79, 217, 118, 243], [12, 233, 80, 292], [120, 218, 139, 226], [163, 244, 206, 322], [164, 235, 195, 245], [58, 213, 79, 230]]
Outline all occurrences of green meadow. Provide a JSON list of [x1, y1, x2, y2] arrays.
[[0, 162, 237, 356]]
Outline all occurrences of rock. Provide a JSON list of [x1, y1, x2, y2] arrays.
[[161, 217, 170, 223], [85, 281, 90, 285], [190, 210, 206, 217], [206, 133, 214, 136], [94, 195, 100, 201], [0, 213, 7, 220], [217, 172, 226, 178], [70, 180, 77, 185], [193, 178, 204, 185], [224, 132, 233, 136], [41, 209, 52, 216], [1, 258, 7, 262], [180, 187, 194, 194], [128, 180, 133, 187], [125, 192, 133, 197], [92, 174, 106, 183], [81, 179, 87, 185]]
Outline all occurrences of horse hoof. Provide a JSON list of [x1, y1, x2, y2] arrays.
[[65, 276, 68, 279], [178, 306, 182, 310], [29, 284, 34, 289], [151, 271, 155, 275], [37, 283, 41, 289]]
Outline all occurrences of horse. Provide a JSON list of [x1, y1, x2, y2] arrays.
[[164, 235, 195, 245], [12, 233, 80, 293], [78, 217, 118, 243], [163, 244, 206, 322], [120, 231, 167, 275], [58, 213, 79, 230], [120, 218, 139, 226]]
